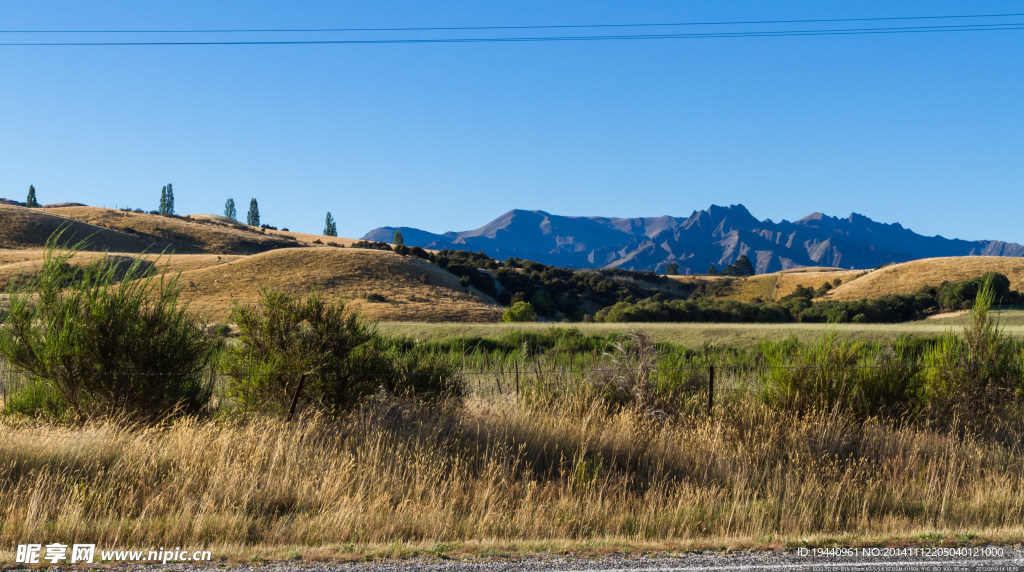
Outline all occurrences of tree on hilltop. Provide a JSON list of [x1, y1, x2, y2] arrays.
[[722, 254, 755, 277], [324, 212, 338, 237], [26, 185, 39, 208], [158, 184, 175, 216], [225, 198, 237, 221], [164, 184, 174, 216], [393, 230, 408, 255], [247, 198, 260, 226]]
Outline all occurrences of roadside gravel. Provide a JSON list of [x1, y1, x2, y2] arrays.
[[106, 546, 1024, 572]]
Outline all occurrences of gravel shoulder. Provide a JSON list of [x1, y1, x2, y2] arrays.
[[110, 547, 1024, 572]]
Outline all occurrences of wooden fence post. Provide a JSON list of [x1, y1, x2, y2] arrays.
[[514, 360, 520, 397], [708, 364, 715, 418]]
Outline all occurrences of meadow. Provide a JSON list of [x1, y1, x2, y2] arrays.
[[4, 301, 1024, 561], [4, 221, 1024, 563], [380, 310, 1024, 349]]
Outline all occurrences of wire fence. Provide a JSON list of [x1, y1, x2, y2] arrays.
[[3, 356, 1022, 418]]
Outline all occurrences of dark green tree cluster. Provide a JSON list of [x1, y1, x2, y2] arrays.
[[596, 272, 1019, 324], [718, 254, 755, 276], [224, 198, 237, 221]]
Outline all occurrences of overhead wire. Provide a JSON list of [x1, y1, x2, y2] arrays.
[[0, 20, 1023, 46], [1, 11, 1024, 34]]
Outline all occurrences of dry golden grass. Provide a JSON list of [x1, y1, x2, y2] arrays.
[[0, 204, 159, 251], [668, 269, 865, 302], [0, 249, 245, 291], [0, 204, 504, 322], [825, 257, 1024, 302], [43, 205, 300, 254], [174, 247, 502, 322], [0, 247, 502, 323], [3, 392, 1024, 560]]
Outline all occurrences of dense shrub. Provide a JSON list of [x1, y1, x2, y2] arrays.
[[349, 240, 392, 251], [0, 235, 217, 420], [921, 277, 1024, 419], [502, 301, 537, 323], [937, 272, 1012, 310], [224, 289, 463, 417]]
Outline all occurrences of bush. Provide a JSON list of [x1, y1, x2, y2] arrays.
[[224, 289, 462, 417], [921, 277, 1023, 419], [0, 233, 217, 420], [502, 301, 537, 323], [350, 240, 392, 251]]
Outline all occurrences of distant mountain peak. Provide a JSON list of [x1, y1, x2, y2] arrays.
[[362, 204, 1024, 274]]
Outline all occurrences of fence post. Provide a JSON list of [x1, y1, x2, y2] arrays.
[[514, 360, 520, 397], [708, 364, 715, 418]]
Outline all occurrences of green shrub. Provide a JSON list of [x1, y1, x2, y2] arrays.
[[0, 233, 216, 420], [224, 289, 463, 417], [759, 333, 861, 414], [920, 277, 1023, 418], [502, 301, 537, 323]]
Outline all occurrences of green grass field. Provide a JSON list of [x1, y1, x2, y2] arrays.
[[379, 310, 1024, 349]]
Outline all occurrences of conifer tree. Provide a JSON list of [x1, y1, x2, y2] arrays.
[[393, 230, 404, 248], [164, 183, 175, 216], [224, 198, 237, 220], [247, 198, 260, 226], [324, 212, 338, 236], [159, 186, 167, 215], [26, 185, 39, 208]]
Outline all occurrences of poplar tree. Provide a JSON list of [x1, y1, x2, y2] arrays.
[[247, 199, 260, 226], [225, 198, 237, 220], [324, 212, 337, 236], [164, 183, 175, 216]]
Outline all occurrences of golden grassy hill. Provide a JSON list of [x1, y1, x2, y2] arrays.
[[0, 247, 503, 322], [0, 250, 244, 290], [174, 247, 502, 323], [42, 205, 299, 254], [667, 267, 865, 302], [0, 204, 162, 251], [1, 204, 502, 322], [823, 256, 1024, 301]]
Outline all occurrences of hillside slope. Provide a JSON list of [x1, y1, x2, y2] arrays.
[[823, 256, 1024, 301], [0, 204, 164, 251], [174, 247, 502, 322], [43, 206, 300, 254]]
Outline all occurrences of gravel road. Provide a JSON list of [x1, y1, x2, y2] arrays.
[[103, 547, 1024, 572]]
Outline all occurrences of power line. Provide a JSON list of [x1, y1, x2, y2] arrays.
[[1, 21, 1023, 46], [2, 12, 1024, 34]]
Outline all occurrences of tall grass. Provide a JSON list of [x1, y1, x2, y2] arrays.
[[3, 394, 1024, 556], [3, 264, 1024, 558]]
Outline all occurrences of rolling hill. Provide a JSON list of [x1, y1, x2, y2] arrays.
[[364, 204, 1024, 274], [0, 204, 503, 322], [4, 202, 1024, 324]]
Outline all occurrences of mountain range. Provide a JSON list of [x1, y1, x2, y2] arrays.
[[363, 205, 1024, 274]]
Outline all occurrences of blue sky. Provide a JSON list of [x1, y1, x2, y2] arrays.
[[1, 1, 1022, 242]]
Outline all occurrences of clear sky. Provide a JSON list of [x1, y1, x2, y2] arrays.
[[1, 1, 1022, 243]]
